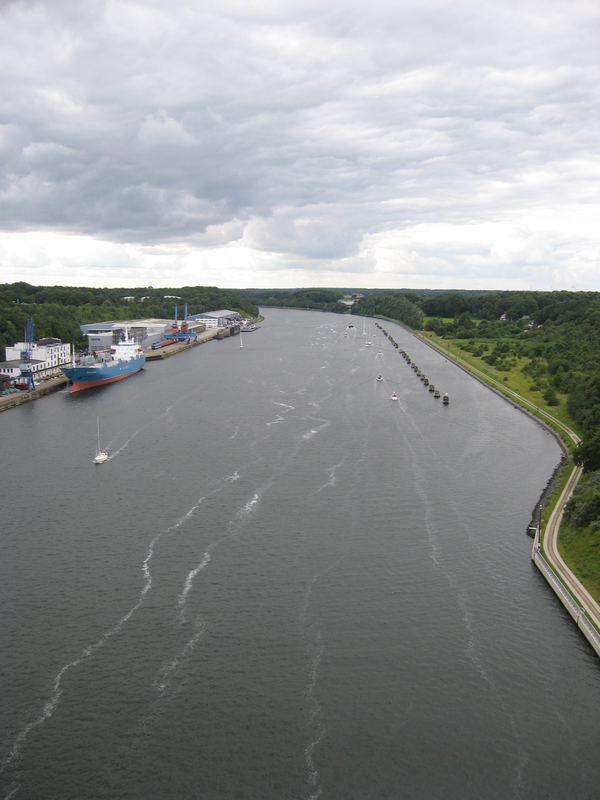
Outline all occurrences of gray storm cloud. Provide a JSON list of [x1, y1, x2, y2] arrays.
[[1, 0, 599, 288]]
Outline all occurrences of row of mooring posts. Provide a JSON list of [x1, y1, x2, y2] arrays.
[[375, 322, 449, 405]]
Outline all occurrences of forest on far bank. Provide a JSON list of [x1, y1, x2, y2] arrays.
[[0, 282, 258, 355], [351, 289, 600, 468]]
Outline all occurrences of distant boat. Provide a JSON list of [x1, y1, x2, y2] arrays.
[[434, 389, 440, 398], [376, 374, 383, 382], [93, 417, 108, 464], [391, 391, 398, 401], [442, 392, 449, 404]]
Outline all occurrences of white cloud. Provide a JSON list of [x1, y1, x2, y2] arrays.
[[0, 0, 599, 289], [137, 111, 196, 148]]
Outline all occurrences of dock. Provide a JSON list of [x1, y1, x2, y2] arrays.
[[1, 320, 258, 411], [0, 374, 69, 412], [144, 327, 220, 360]]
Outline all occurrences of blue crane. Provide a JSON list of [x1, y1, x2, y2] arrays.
[[19, 317, 36, 391], [178, 304, 197, 341]]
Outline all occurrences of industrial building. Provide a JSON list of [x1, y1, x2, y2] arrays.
[[190, 309, 242, 328], [78, 309, 241, 351], [79, 316, 212, 350], [0, 337, 72, 381]]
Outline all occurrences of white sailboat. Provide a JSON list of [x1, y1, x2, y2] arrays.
[[93, 417, 108, 464]]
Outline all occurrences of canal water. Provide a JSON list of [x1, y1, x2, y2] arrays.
[[1, 309, 598, 800]]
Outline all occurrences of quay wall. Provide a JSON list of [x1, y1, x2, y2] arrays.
[[532, 530, 600, 658], [145, 330, 218, 360], [0, 375, 68, 413], [144, 328, 219, 360]]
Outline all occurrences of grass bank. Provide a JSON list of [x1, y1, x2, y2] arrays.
[[559, 519, 600, 605], [420, 332, 577, 451]]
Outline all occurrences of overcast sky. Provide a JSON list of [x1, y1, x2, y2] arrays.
[[1, 0, 599, 290]]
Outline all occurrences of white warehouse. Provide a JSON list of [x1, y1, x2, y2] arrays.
[[1, 337, 72, 380]]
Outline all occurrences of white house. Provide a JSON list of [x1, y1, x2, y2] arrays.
[[1, 337, 72, 380]]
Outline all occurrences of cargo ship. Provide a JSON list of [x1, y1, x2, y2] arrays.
[[62, 331, 145, 393]]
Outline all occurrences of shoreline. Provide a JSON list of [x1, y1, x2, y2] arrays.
[[0, 316, 263, 409], [371, 314, 600, 648], [0, 374, 69, 412]]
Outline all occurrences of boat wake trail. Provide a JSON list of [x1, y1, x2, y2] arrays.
[[157, 486, 267, 692], [177, 552, 212, 623], [298, 520, 364, 800], [301, 409, 331, 442], [266, 398, 297, 427], [153, 617, 206, 695], [397, 423, 529, 789], [311, 458, 346, 495], [303, 633, 325, 800], [107, 428, 140, 459], [1, 492, 207, 779]]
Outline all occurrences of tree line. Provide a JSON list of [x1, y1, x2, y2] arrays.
[[238, 288, 346, 313], [0, 283, 258, 356]]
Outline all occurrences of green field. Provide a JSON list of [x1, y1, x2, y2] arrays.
[[559, 520, 600, 605], [420, 332, 576, 443]]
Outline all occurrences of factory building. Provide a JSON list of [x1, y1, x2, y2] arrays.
[[80, 319, 173, 350], [79, 316, 211, 350], [190, 310, 242, 328]]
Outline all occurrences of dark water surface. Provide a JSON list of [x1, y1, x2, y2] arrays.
[[1, 309, 599, 800]]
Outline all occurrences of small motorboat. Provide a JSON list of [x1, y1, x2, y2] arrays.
[[391, 391, 398, 401], [376, 374, 383, 382]]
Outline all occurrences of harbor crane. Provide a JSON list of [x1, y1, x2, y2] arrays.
[[19, 317, 36, 391]]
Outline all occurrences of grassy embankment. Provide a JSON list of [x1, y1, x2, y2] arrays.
[[419, 330, 600, 606], [559, 519, 600, 604], [419, 330, 574, 441]]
